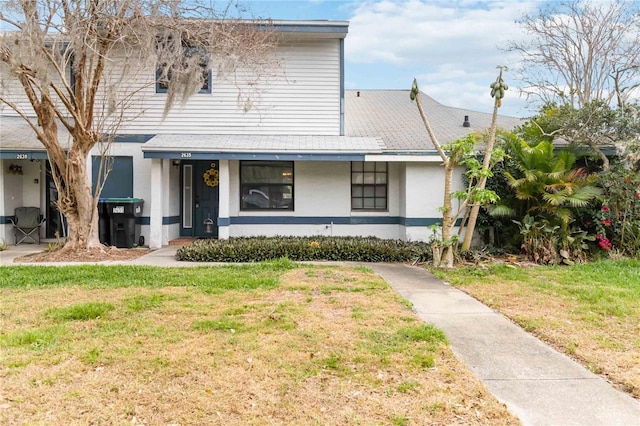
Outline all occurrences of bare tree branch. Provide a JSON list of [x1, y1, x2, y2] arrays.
[[508, 0, 640, 109]]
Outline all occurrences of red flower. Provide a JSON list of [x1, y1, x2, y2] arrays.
[[635, 192, 640, 199], [602, 205, 610, 212], [596, 234, 612, 251], [600, 219, 612, 227], [599, 239, 612, 250]]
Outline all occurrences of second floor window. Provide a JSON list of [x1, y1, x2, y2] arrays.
[[156, 43, 211, 94]]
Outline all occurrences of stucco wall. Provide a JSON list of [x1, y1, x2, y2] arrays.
[[1, 159, 42, 244], [1, 156, 468, 246], [220, 160, 453, 242]]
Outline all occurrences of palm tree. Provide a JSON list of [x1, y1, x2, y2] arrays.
[[490, 138, 602, 263], [499, 139, 602, 228]]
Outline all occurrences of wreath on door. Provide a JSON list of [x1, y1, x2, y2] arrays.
[[203, 168, 219, 187]]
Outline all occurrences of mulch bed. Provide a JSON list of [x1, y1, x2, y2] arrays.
[[15, 246, 151, 263]]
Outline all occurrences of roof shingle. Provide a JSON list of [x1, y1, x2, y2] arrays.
[[344, 90, 522, 151]]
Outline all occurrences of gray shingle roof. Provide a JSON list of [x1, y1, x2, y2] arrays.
[[0, 116, 73, 150], [344, 90, 523, 151], [2, 90, 523, 155], [143, 134, 383, 153]]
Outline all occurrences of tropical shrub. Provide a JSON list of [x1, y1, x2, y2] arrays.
[[488, 138, 602, 263], [512, 215, 559, 264], [176, 236, 432, 263]]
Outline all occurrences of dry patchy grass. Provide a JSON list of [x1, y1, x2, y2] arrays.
[[0, 265, 517, 425], [435, 263, 640, 399]]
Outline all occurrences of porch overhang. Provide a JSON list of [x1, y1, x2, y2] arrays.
[[0, 150, 50, 160], [0, 116, 73, 154], [141, 134, 386, 161]]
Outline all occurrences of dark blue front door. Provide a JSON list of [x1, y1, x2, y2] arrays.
[[183, 161, 219, 238]]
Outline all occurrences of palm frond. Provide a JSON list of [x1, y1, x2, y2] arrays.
[[488, 204, 516, 217]]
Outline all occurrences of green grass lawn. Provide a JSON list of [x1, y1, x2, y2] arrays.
[[432, 259, 640, 398], [0, 261, 517, 425]]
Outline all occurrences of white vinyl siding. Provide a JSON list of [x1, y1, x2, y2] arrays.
[[119, 39, 342, 135], [1, 39, 342, 136]]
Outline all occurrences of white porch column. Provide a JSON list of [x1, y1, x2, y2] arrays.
[[0, 161, 7, 243], [218, 160, 230, 239], [149, 158, 163, 249], [161, 159, 171, 245]]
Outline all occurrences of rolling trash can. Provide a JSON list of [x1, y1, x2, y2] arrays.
[[97, 199, 111, 246], [104, 198, 144, 248]]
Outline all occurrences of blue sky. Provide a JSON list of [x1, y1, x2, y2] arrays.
[[245, 0, 540, 117]]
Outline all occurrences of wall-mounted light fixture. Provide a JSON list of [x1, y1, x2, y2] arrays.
[[172, 160, 181, 167], [8, 164, 24, 175]]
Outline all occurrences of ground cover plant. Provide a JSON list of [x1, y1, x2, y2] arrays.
[[176, 236, 431, 263], [432, 259, 640, 399], [0, 263, 517, 425]]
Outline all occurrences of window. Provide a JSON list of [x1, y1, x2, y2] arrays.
[[156, 66, 211, 94], [240, 161, 294, 211], [156, 42, 211, 94], [182, 164, 193, 229], [351, 162, 387, 210]]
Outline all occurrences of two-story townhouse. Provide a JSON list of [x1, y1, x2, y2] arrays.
[[0, 19, 520, 248]]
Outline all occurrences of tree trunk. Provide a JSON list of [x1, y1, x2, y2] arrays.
[[438, 163, 455, 268], [587, 141, 610, 171], [413, 87, 455, 268], [460, 91, 501, 251], [55, 145, 102, 251], [33, 100, 103, 252]]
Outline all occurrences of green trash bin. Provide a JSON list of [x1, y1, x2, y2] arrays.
[[104, 198, 144, 248]]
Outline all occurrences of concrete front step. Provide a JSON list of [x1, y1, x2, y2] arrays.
[[168, 237, 197, 246]]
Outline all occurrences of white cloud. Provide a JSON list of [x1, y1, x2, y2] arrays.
[[344, 0, 539, 116]]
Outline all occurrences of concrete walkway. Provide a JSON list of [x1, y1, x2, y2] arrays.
[[371, 263, 640, 426], [2, 245, 640, 424]]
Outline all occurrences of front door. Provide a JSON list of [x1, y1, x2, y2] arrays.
[[182, 160, 219, 238]]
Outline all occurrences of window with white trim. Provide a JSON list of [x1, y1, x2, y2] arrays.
[[351, 161, 387, 210]]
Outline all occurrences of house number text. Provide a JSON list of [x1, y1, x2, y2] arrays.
[[181, 152, 192, 158], [16, 154, 28, 159]]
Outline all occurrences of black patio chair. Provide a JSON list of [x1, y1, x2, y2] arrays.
[[8, 207, 46, 245]]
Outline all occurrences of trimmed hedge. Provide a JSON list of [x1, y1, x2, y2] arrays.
[[176, 236, 431, 263]]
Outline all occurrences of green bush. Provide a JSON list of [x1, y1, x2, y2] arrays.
[[176, 236, 431, 263]]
